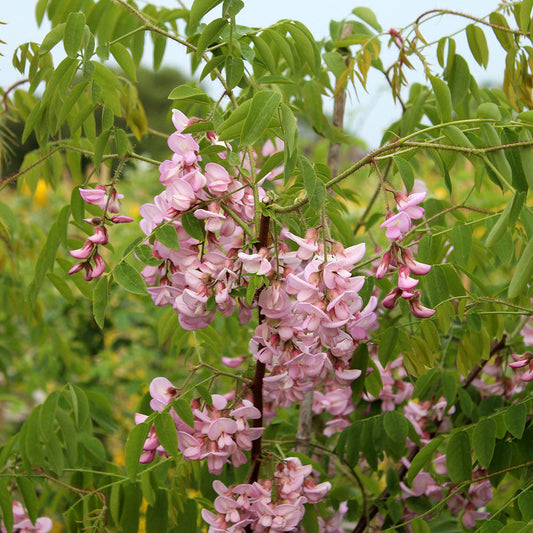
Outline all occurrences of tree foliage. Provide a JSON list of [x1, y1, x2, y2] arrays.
[[1, 1, 533, 532]]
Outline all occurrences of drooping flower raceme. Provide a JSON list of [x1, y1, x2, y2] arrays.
[[377, 187, 435, 318], [201, 457, 331, 533], [68, 184, 132, 280], [135, 377, 264, 474]]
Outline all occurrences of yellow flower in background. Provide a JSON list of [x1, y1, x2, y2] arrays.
[[21, 178, 50, 205]]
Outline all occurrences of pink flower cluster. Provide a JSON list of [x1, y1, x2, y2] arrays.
[[138, 110, 277, 330], [135, 377, 263, 474], [68, 185, 132, 280], [1, 500, 53, 533], [377, 189, 435, 318], [201, 457, 331, 533], [249, 230, 378, 427]]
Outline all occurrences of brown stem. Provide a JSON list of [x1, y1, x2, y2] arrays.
[[326, 22, 352, 183], [352, 335, 507, 532], [249, 214, 270, 485]]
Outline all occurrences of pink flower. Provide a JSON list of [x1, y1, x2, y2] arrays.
[[70, 240, 94, 259], [408, 294, 436, 318], [401, 248, 431, 275], [380, 211, 412, 241]]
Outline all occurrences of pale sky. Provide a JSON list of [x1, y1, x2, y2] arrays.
[[1, 0, 503, 146]]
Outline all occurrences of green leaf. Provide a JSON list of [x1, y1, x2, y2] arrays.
[[188, 0, 224, 32], [473, 418, 496, 468], [489, 12, 515, 52], [378, 327, 399, 366], [352, 7, 382, 32], [477, 102, 501, 121], [383, 411, 408, 444], [181, 212, 205, 242], [446, 431, 472, 482], [47, 272, 74, 303], [196, 18, 228, 58], [39, 391, 59, 441], [172, 397, 195, 428], [93, 275, 109, 329], [217, 99, 252, 140], [301, 504, 319, 533], [16, 477, 38, 525], [155, 224, 180, 249], [45, 432, 65, 475], [168, 85, 211, 104], [146, 489, 169, 533], [395, 156, 414, 193], [121, 483, 142, 533], [111, 42, 137, 81], [520, 0, 533, 33], [113, 263, 148, 296], [280, 102, 298, 159], [504, 403, 527, 439], [40, 23, 66, 55], [0, 480, 13, 533], [94, 128, 111, 169], [125, 423, 150, 481], [466, 24, 489, 68], [115, 128, 130, 158], [518, 491, 533, 521], [240, 90, 281, 146], [154, 412, 179, 457], [225, 56, 244, 90], [222, 0, 244, 17], [135, 244, 162, 267], [508, 233, 533, 298], [429, 75, 452, 123], [299, 155, 326, 212], [70, 186, 85, 223], [64, 12, 85, 58], [451, 224, 472, 267], [407, 436, 444, 484], [411, 518, 431, 533], [443, 125, 474, 148]]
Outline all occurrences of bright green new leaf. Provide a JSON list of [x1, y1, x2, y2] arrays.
[[64, 12, 85, 59], [188, 0, 224, 32], [111, 42, 137, 81], [429, 75, 452, 123], [352, 7, 382, 32], [168, 85, 211, 104], [466, 24, 489, 68], [40, 23, 66, 55]]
